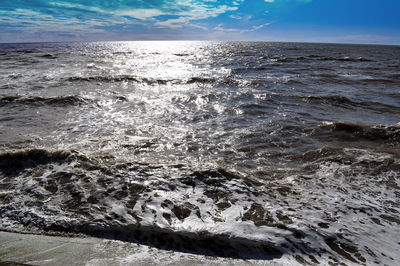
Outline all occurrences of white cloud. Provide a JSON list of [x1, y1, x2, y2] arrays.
[[229, 14, 252, 20], [155, 2, 238, 28], [0, 8, 132, 35], [48, 2, 106, 14], [116, 9, 165, 20], [214, 22, 271, 33], [0, 0, 252, 41], [42, 0, 239, 29], [232, 0, 245, 5]]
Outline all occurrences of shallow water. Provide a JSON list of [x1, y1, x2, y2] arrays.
[[0, 41, 399, 264]]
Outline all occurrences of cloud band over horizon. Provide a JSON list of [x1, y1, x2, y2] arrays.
[[0, 0, 399, 44]]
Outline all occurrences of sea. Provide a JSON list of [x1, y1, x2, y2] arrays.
[[0, 41, 399, 264]]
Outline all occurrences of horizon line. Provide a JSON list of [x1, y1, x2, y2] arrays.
[[0, 39, 399, 47]]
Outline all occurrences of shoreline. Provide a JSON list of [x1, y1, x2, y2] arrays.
[[0, 231, 291, 266]]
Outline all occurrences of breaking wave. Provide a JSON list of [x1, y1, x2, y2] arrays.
[[1, 147, 399, 263]]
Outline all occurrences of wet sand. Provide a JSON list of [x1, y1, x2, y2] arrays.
[[0, 231, 292, 266]]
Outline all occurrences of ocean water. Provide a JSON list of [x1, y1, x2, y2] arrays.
[[0, 41, 399, 264]]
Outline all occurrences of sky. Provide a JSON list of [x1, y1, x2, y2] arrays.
[[0, 0, 399, 44]]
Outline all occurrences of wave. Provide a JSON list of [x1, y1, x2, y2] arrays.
[[173, 53, 191, 57], [301, 95, 358, 107], [66, 75, 206, 85], [255, 93, 400, 113], [269, 56, 372, 63], [0, 84, 18, 90], [62, 73, 397, 89], [317, 56, 372, 62], [0, 149, 72, 176], [0, 150, 298, 259], [65, 75, 255, 87], [67, 75, 143, 83], [303, 55, 372, 62], [315, 121, 400, 143], [249, 93, 392, 115], [0, 147, 398, 263], [387, 73, 400, 79], [231, 67, 273, 73], [0, 209, 283, 259], [0, 150, 286, 259], [357, 78, 396, 84], [36, 53, 58, 59], [0, 95, 93, 107], [295, 94, 400, 113]]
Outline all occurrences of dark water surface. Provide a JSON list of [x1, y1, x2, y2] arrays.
[[0, 41, 399, 264]]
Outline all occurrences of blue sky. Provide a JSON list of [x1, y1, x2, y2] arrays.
[[0, 0, 399, 44]]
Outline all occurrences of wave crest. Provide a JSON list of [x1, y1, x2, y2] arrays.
[[0, 95, 92, 107], [317, 121, 400, 143]]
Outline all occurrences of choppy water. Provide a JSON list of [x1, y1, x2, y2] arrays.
[[1, 41, 399, 264]]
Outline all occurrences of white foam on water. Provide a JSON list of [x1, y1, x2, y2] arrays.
[[1, 146, 399, 264]]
